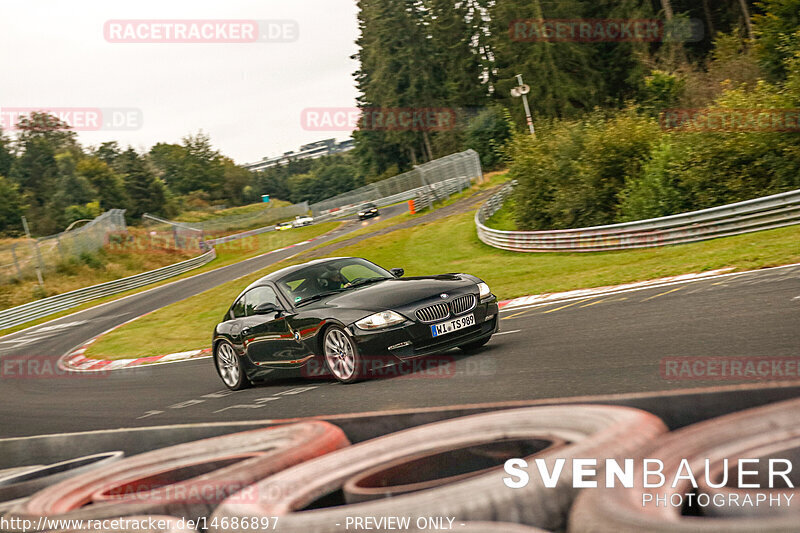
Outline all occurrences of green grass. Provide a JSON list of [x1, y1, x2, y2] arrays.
[[175, 199, 292, 223], [86, 207, 800, 360], [0, 222, 339, 337], [485, 199, 518, 231]]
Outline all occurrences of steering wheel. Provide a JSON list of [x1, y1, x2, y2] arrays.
[[343, 277, 368, 288]]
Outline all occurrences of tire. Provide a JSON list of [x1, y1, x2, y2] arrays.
[[322, 326, 362, 384], [568, 396, 800, 533], [4, 422, 350, 528], [211, 405, 666, 533], [215, 340, 250, 391], [696, 436, 800, 518], [342, 436, 568, 504], [0, 452, 123, 513], [459, 336, 491, 353]]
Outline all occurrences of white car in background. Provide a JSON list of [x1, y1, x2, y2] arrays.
[[292, 215, 314, 228]]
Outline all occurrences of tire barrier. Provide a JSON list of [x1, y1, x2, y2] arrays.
[[0, 453, 123, 515], [567, 397, 800, 532], [697, 436, 800, 518], [211, 405, 667, 533], [0, 467, 41, 479], [3, 422, 349, 530], [342, 437, 568, 504]]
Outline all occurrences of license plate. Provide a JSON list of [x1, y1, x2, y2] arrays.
[[430, 314, 475, 337]]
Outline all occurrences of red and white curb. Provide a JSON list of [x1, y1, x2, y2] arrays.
[[58, 312, 214, 373]]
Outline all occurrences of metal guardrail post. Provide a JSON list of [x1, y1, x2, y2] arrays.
[[10, 244, 22, 279]]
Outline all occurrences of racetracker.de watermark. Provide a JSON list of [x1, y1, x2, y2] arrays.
[[301, 354, 497, 380], [104, 20, 298, 43], [301, 107, 457, 132], [509, 18, 703, 42], [0, 107, 142, 131], [661, 356, 800, 381], [1, 356, 109, 379], [660, 108, 800, 132]]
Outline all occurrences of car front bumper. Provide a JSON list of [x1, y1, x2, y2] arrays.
[[347, 298, 499, 361]]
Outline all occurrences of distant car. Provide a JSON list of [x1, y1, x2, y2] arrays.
[[212, 257, 498, 389], [357, 203, 379, 220], [293, 215, 314, 228], [275, 221, 293, 231]]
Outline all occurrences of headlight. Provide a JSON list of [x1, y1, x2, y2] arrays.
[[355, 311, 406, 330], [358, 212, 364, 216], [477, 282, 491, 299]]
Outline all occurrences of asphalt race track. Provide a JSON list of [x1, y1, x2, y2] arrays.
[[0, 219, 798, 437]]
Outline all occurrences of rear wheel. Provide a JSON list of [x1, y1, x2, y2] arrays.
[[323, 326, 362, 384], [215, 340, 250, 390]]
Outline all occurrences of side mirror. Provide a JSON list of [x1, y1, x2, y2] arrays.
[[390, 268, 404, 278], [254, 302, 282, 315]]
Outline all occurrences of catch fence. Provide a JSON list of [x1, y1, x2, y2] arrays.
[[0, 209, 127, 284], [310, 150, 483, 218]]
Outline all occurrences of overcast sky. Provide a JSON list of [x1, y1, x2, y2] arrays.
[[0, 0, 360, 164]]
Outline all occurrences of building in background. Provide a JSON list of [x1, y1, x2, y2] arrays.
[[243, 138, 354, 172]]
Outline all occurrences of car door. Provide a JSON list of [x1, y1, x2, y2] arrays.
[[240, 285, 287, 364], [240, 285, 301, 365]]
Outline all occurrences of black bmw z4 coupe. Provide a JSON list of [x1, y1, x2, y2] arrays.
[[212, 257, 499, 389]]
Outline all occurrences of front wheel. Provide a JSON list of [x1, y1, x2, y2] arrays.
[[215, 340, 250, 390], [323, 326, 362, 384]]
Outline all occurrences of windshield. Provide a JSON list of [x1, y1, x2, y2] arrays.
[[276, 258, 392, 305]]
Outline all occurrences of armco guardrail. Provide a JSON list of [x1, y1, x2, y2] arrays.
[[0, 249, 216, 331], [476, 184, 800, 252]]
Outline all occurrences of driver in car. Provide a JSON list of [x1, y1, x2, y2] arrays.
[[319, 268, 350, 291]]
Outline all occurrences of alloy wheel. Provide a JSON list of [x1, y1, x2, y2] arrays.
[[216, 342, 240, 388], [324, 328, 356, 381]]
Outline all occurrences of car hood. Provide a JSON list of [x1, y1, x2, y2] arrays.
[[311, 274, 478, 313]]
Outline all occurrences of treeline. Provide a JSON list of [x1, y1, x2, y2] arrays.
[[350, 0, 770, 178], [0, 114, 257, 236], [506, 0, 800, 229]]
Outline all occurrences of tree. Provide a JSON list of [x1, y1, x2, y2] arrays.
[[464, 106, 513, 169], [149, 133, 226, 198], [0, 129, 13, 177], [753, 0, 800, 80], [486, 0, 605, 123], [76, 156, 129, 210], [93, 141, 121, 166], [0, 176, 25, 235], [222, 159, 253, 206], [117, 148, 168, 218]]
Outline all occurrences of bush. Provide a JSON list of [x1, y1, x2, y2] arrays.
[[508, 110, 661, 230], [464, 107, 513, 170], [618, 140, 686, 221], [79, 251, 104, 270]]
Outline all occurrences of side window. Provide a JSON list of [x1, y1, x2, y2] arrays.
[[230, 296, 246, 319], [244, 286, 280, 316]]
